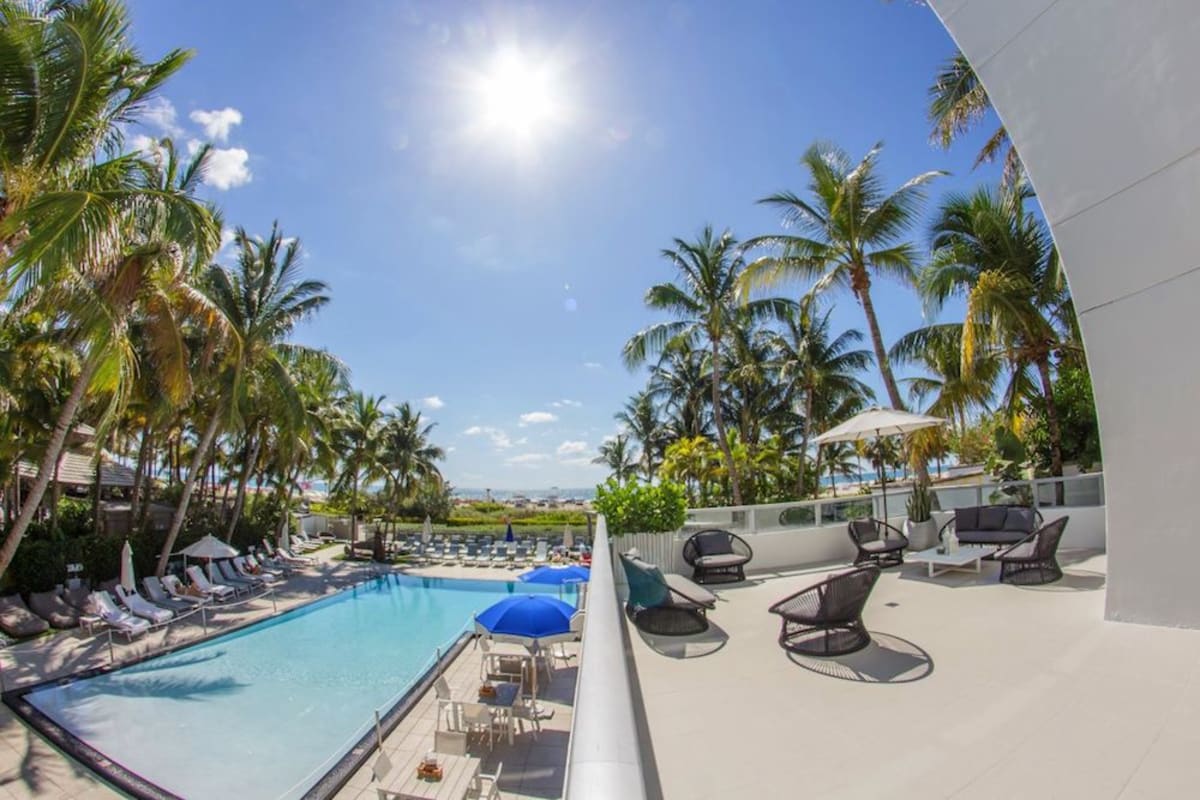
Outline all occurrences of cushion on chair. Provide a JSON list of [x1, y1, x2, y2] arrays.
[[860, 539, 904, 553], [954, 507, 979, 531], [693, 531, 733, 557], [957, 529, 1028, 546], [1001, 541, 1037, 560], [663, 573, 717, 608], [1003, 508, 1035, 532], [695, 553, 749, 568], [850, 519, 879, 543], [978, 507, 1008, 530]]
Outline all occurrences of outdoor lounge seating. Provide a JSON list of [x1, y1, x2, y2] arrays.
[[0, 594, 50, 637], [161, 574, 211, 605], [187, 565, 236, 601], [115, 585, 174, 624], [996, 516, 1070, 585], [682, 528, 754, 584], [939, 505, 1043, 547], [29, 590, 80, 629], [619, 552, 717, 636], [89, 591, 151, 640], [767, 566, 882, 656], [847, 518, 908, 568], [140, 577, 196, 614]]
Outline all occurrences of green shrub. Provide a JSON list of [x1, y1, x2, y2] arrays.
[[592, 480, 687, 536], [57, 498, 94, 538], [906, 481, 933, 523], [9, 538, 66, 593]]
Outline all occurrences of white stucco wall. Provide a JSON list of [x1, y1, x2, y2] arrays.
[[930, 0, 1200, 626]]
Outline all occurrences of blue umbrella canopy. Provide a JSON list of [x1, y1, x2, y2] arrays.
[[518, 565, 590, 586], [475, 595, 574, 638], [504, 522, 515, 542]]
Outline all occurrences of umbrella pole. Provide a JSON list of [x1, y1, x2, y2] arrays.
[[877, 429, 888, 523]]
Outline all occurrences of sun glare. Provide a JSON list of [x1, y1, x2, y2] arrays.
[[475, 48, 562, 143]]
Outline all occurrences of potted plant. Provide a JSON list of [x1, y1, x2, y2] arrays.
[[593, 480, 688, 571], [904, 481, 938, 550]]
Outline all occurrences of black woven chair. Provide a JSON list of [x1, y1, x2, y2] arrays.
[[996, 516, 1069, 585], [768, 566, 882, 656], [847, 518, 908, 568], [681, 529, 754, 584], [619, 552, 717, 635]]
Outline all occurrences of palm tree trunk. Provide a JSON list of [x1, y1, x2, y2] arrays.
[[856, 278, 933, 486], [48, 449, 65, 535], [156, 406, 224, 577], [0, 350, 101, 579], [130, 421, 153, 525], [224, 431, 260, 541], [1035, 357, 1066, 505], [797, 390, 814, 499], [709, 337, 742, 505], [91, 457, 102, 536]]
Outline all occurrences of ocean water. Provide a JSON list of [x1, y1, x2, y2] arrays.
[[25, 575, 574, 799]]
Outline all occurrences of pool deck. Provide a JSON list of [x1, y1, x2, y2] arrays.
[[629, 550, 1200, 799], [332, 562, 577, 800], [0, 549, 395, 799], [0, 555, 576, 800]]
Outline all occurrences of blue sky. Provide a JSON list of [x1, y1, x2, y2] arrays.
[[124, 0, 1001, 490]]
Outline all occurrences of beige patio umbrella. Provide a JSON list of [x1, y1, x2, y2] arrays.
[[562, 523, 573, 550], [422, 515, 433, 544], [814, 406, 945, 521]]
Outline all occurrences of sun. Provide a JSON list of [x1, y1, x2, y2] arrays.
[[475, 48, 562, 142]]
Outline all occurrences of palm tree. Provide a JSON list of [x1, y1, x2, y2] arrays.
[[821, 441, 858, 498], [769, 298, 874, 497], [741, 142, 941, 484], [890, 323, 999, 434], [332, 391, 388, 543], [156, 224, 331, 575], [624, 227, 789, 504], [648, 342, 711, 441], [921, 184, 1076, 499], [592, 434, 639, 485], [615, 390, 667, 481], [380, 401, 445, 507], [928, 52, 1022, 186]]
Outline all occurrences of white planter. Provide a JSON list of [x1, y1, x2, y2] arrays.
[[611, 531, 681, 584], [904, 518, 939, 551]]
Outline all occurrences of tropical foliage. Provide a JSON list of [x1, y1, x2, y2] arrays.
[[0, 0, 447, 587], [592, 480, 687, 536]]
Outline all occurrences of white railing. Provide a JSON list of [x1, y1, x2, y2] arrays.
[[686, 472, 1106, 535], [565, 515, 648, 800]]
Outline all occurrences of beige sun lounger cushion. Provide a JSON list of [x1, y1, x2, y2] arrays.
[[29, 590, 80, 629], [0, 595, 50, 637]]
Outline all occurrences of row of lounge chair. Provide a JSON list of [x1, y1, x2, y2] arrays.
[[404, 539, 590, 568], [0, 541, 315, 641]]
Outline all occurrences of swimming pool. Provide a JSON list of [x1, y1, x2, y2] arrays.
[[20, 574, 573, 799]]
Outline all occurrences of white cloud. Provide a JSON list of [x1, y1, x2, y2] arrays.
[[422, 395, 445, 410], [556, 440, 588, 457], [204, 147, 252, 190], [583, 361, 602, 370], [189, 107, 243, 142], [445, 446, 457, 453], [519, 411, 558, 426], [457, 234, 502, 270], [463, 425, 512, 449], [142, 98, 182, 136], [550, 399, 583, 409], [129, 133, 164, 158], [558, 456, 594, 467], [506, 453, 549, 466]]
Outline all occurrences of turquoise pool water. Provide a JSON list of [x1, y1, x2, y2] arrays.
[[25, 574, 573, 799]]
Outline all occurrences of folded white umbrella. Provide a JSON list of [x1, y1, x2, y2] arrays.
[[120, 540, 135, 592], [813, 406, 945, 521]]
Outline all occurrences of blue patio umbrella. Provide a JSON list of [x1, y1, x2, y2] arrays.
[[475, 595, 574, 638], [504, 522, 515, 542], [518, 565, 590, 586]]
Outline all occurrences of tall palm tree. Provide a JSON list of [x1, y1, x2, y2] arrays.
[[769, 298, 873, 497], [928, 52, 1022, 186], [615, 390, 667, 481], [592, 434, 639, 485], [741, 142, 942, 417], [889, 322, 999, 434], [624, 227, 789, 504], [380, 401, 445, 506], [821, 441, 858, 498], [332, 391, 387, 543], [647, 342, 711, 441], [156, 224, 331, 574], [920, 185, 1076, 497]]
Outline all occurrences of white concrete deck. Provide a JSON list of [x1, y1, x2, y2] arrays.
[[629, 550, 1200, 799]]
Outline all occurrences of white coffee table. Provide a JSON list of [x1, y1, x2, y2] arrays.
[[909, 545, 997, 578]]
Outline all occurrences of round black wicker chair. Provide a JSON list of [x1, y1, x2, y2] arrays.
[[846, 518, 908, 569], [681, 529, 754, 584], [997, 516, 1069, 585], [767, 566, 882, 656]]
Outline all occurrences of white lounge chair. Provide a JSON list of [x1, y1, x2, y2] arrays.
[[89, 591, 151, 640], [241, 554, 284, 581], [114, 585, 173, 624], [141, 577, 195, 614], [161, 574, 210, 606], [263, 539, 314, 566], [187, 565, 236, 601], [532, 541, 549, 565], [215, 560, 258, 592]]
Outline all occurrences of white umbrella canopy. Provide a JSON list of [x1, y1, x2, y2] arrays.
[[814, 407, 946, 445], [422, 515, 433, 544], [180, 535, 240, 560], [120, 540, 135, 591], [563, 524, 574, 550], [813, 406, 945, 521]]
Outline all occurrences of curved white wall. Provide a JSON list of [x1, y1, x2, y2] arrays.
[[930, 0, 1200, 626]]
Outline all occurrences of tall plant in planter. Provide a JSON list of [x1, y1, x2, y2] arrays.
[[593, 480, 688, 570], [904, 481, 938, 549]]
